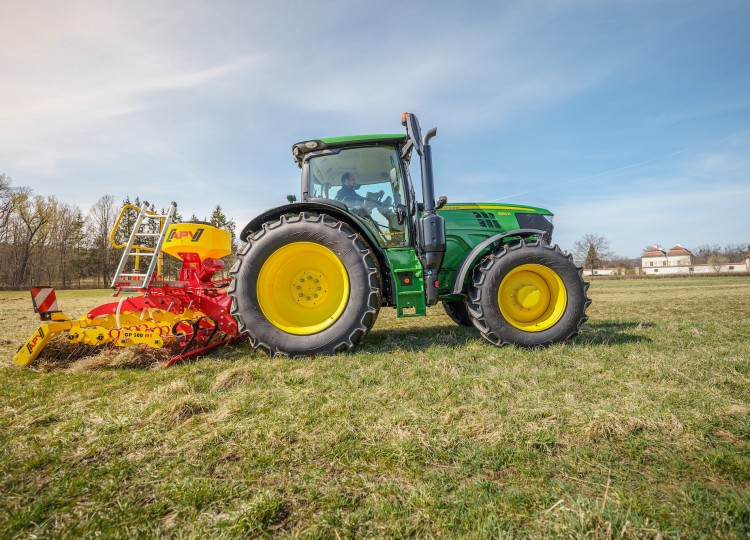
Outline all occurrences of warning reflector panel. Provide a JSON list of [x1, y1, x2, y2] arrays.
[[30, 287, 59, 315]]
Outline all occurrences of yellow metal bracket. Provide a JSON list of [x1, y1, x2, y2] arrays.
[[13, 313, 116, 367], [14, 316, 75, 367]]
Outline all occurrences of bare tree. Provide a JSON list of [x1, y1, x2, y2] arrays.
[[692, 244, 722, 265], [53, 203, 84, 288], [86, 195, 118, 286], [573, 233, 613, 270], [707, 254, 729, 273], [720, 243, 748, 262], [0, 173, 20, 243], [11, 194, 57, 287], [692, 243, 748, 265]]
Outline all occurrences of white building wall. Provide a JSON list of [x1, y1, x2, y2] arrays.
[[696, 263, 748, 274], [667, 255, 691, 266], [643, 264, 748, 275], [582, 268, 618, 276], [642, 255, 667, 268]]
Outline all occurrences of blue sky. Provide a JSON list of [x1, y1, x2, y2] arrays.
[[1, 0, 748, 257]]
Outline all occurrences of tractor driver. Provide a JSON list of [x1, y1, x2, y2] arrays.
[[335, 171, 403, 245], [335, 172, 363, 203]]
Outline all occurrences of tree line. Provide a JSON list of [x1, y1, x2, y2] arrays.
[[0, 173, 236, 290]]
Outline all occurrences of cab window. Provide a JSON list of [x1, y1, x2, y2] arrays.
[[307, 146, 407, 246]]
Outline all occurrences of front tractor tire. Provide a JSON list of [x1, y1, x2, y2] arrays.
[[229, 213, 382, 357], [467, 240, 590, 347]]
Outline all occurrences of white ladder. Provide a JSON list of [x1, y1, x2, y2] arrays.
[[110, 202, 177, 290]]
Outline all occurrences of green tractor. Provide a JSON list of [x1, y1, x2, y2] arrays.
[[229, 113, 590, 356]]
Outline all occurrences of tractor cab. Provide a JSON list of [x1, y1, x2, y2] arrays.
[[294, 135, 411, 247]]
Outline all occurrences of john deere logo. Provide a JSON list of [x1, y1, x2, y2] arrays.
[[167, 228, 204, 242]]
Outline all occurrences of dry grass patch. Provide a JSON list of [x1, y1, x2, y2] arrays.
[[155, 395, 216, 426], [584, 412, 686, 443], [67, 346, 170, 371], [723, 404, 750, 417], [213, 366, 256, 391], [30, 339, 169, 372]]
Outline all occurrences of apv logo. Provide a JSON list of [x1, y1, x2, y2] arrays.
[[26, 327, 45, 354], [166, 228, 204, 243]]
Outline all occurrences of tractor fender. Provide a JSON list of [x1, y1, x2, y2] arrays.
[[239, 201, 394, 303], [449, 228, 548, 295], [240, 201, 378, 244]]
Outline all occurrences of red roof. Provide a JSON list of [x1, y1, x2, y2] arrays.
[[642, 246, 665, 257], [667, 244, 693, 256]]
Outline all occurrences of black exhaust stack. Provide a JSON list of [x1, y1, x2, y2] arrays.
[[404, 113, 446, 306]]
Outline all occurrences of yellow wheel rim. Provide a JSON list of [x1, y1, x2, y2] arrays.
[[497, 264, 567, 332], [257, 242, 349, 335]]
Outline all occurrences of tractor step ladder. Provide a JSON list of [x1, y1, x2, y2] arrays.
[[111, 202, 177, 291]]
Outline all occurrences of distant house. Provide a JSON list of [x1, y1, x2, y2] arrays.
[[642, 246, 668, 269], [640, 244, 749, 275], [582, 245, 749, 277], [666, 244, 693, 266]]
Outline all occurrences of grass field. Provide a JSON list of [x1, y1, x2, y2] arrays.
[[1, 277, 749, 538]]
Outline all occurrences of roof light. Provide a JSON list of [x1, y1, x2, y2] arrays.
[[401, 112, 409, 126]]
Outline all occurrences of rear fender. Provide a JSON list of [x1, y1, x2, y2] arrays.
[[449, 228, 548, 295]]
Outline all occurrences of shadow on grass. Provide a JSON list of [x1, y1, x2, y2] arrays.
[[361, 319, 653, 353], [363, 325, 478, 353], [568, 320, 654, 347]]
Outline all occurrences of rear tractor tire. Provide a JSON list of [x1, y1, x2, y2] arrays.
[[229, 213, 382, 357], [467, 240, 590, 347]]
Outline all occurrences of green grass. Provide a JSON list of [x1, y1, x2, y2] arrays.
[[1, 277, 749, 538]]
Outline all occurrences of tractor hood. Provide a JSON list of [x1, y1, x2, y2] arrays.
[[438, 202, 554, 236], [438, 202, 552, 215]]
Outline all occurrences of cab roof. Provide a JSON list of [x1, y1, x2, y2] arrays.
[[292, 133, 406, 166]]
